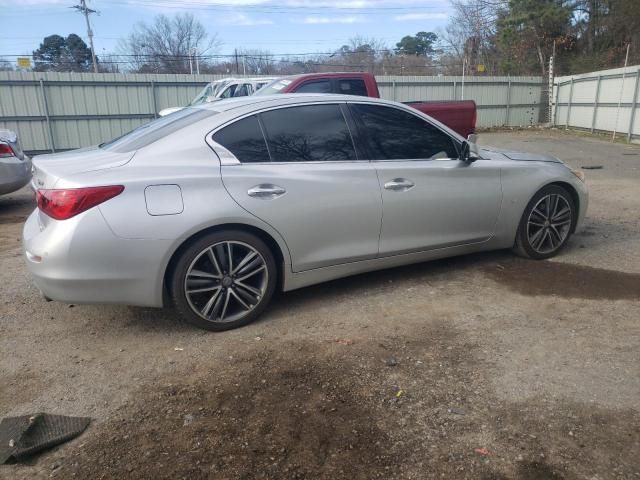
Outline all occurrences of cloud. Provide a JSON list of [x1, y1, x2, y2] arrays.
[[302, 15, 367, 24], [224, 13, 274, 25], [393, 12, 448, 21]]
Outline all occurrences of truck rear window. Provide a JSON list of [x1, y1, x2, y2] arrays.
[[337, 79, 367, 96]]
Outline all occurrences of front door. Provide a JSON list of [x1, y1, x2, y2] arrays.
[[349, 103, 502, 255], [215, 103, 382, 272]]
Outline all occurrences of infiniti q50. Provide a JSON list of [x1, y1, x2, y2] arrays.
[[23, 94, 588, 331]]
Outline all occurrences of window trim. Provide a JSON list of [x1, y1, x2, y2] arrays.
[[206, 101, 366, 165], [346, 100, 462, 162]]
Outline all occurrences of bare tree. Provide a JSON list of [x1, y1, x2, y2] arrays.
[[0, 58, 14, 71], [440, 0, 505, 75], [118, 13, 218, 73], [237, 49, 277, 75]]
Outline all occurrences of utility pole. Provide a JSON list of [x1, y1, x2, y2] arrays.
[[71, 0, 99, 73]]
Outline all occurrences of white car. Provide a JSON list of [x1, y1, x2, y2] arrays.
[[159, 77, 278, 116]]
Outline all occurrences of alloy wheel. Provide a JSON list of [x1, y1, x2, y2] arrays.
[[184, 241, 269, 323], [526, 193, 572, 255]]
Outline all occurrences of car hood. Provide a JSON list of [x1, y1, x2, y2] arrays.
[[480, 146, 563, 163], [32, 146, 135, 189]]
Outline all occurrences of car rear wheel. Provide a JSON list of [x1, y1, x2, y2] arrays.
[[513, 185, 575, 260], [171, 230, 277, 331]]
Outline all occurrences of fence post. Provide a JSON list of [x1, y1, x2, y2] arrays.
[[151, 80, 158, 118], [39, 78, 55, 153], [628, 70, 640, 143], [505, 78, 512, 126], [392, 79, 396, 102], [552, 79, 560, 126], [591, 75, 602, 133], [453, 80, 457, 101], [565, 78, 574, 129]]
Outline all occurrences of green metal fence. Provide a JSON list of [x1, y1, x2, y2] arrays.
[[0, 71, 545, 154]]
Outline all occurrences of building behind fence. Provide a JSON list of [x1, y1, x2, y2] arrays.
[[553, 64, 640, 142], [0, 71, 545, 154]]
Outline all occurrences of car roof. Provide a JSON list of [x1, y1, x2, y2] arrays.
[[195, 93, 396, 113], [279, 72, 372, 81]]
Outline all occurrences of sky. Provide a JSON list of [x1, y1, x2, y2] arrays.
[[0, 0, 453, 62]]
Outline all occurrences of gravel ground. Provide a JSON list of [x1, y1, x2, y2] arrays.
[[0, 129, 638, 479]]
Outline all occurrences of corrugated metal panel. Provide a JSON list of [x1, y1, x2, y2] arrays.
[[553, 65, 640, 141], [1, 71, 545, 152]]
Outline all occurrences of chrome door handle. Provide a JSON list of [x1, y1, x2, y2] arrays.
[[384, 178, 415, 191], [247, 184, 287, 199]]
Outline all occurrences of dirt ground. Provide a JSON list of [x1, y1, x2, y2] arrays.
[[0, 129, 639, 479]]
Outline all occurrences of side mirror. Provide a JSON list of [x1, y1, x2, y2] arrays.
[[460, 136, 480, 163]]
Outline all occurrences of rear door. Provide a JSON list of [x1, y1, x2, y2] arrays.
[[350, 102, 502, 255], [216, 103, 382, 272]]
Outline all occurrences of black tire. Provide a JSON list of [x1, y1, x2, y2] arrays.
[[513, 185, 576, 260], [170, 230, 277, 331]]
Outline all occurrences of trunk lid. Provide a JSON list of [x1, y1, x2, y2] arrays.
[[31, 146, 135, 189]]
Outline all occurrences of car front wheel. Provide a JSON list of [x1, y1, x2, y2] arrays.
[[171, 230, 277, 331], [513, 185, 576, 260]]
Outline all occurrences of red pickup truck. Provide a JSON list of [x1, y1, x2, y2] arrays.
[[254, 72, 476, 138]]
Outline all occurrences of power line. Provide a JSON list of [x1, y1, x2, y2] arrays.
[[71, 0, 99, 73]]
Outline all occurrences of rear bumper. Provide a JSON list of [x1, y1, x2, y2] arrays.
[[0, 156, 31, 195], [23, 208, 172, 307]]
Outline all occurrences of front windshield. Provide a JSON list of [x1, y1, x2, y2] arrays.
[[190, 84, 213, 106], [100, 108, 218, 153], [253, 78, 291, 96], [190, 80, 230, 106]]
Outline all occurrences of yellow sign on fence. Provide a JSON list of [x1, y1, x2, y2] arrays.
[[17, 57, 31, 69]]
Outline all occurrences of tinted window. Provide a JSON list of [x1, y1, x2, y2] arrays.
[[295, 80, 332, 94], [338, 79, 368, 96], [261, 105, 356, 162], [101, 108, 218, 153], [212, 115, 270, 163], [352, 104, 458, 160]]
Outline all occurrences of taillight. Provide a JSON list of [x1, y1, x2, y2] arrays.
[[0, 142, 14, 158], [37, 185, 124, 220]]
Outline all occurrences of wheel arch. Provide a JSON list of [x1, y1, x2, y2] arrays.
[[547, 181, 580, 233], [162, 223, 288, 305]]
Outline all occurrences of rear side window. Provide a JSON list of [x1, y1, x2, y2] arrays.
[[338, 79, 368, 96], [295, 80, 331, 94], [261, 104, 356, 162], [351, 104, 458, 160], [212, 115, 270, 163]]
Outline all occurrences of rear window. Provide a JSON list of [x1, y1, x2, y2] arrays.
[[295, 80, 332, 94], [100, 108, 217, 153], [338, 79, 368, 96], [260, 104, 356, 162]]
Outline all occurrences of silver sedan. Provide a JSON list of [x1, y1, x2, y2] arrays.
[[1, 129, 32, 195], [23, 94, 588, 331]]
